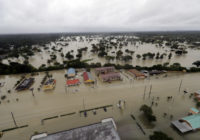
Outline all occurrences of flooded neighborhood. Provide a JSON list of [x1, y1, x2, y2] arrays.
[[1, 0, 200, 139], [0, 33, 200, 140]]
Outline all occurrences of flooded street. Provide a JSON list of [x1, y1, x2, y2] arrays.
[[0, 70, 200, 140]]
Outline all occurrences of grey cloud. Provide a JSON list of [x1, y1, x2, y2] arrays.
[[0, 0, 200, 34]]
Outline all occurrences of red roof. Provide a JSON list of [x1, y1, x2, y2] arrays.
[[83, 72, 89, 81], [128, 69, 145, 77], [66, 79, 80, 86]]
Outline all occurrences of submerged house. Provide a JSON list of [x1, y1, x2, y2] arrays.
[[127, 69, 146, 79], [16, 78, 34, 91], [172, 113, 200, 133], [95, 66, 115, 75], [66, 79, 80, 86], [43, 79, 56, 90], [67, 68, 76, 78], [100, 72, 121, 82], [83, 72, 94, 84]]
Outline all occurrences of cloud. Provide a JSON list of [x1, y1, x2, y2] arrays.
[[0, 0, 200, 33]]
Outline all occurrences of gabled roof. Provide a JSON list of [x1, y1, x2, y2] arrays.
[[182, 113, 200, 129]]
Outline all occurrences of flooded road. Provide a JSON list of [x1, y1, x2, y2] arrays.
[[0, 70, 200, 140]]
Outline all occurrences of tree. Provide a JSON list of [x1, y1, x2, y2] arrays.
[[163, 62, 169, 67], [140, 104, 156, 122], [136, 54, 141, 59], [149, 131, 173, 140], [168, 53, 172, 59], [65, 52, 74, 60], [193, 60, 200, 67], [116, 50, 123, 57]]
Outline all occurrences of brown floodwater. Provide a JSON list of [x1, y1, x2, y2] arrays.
[[2, 36, 200, 68], [0, 69, 200, 140]]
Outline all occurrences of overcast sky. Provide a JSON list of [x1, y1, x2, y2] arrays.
[[0, 0, 200, 34]]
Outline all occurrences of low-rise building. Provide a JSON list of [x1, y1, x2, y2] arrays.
[[16, 78, 34, 91], [66, 79, 80, 86], [67, 68, 76, 78], [100, 72, 121, 82], [127, 69, 146, 79], [95, 66, 115, 75], [43, 79, 56, 90], [83, 72, 94, 84], [189, 107, 199, 115]]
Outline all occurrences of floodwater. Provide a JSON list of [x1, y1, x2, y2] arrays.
[[2, 36, 200, 68], [0, 69, 200, 140]]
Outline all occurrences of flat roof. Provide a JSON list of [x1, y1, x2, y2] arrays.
[[171, 120, 192, 133], [37, 121, 120, 140], [182, 113, 200, 129]]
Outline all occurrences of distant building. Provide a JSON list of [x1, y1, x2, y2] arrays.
[[95, 66, 115, 75], [172, 113, 200, 133], [16, 78, 34, 91], [83, 72, 94, 84], [67, 68, 76, 78], [149, 70, 164, 75], [127, 69, 146, 79], [43, 79, 56, 90], [100, 72, 121, 82], [31, 118, 120, 140], [189, 107, 199, 115], [66, 79, 80, 86]]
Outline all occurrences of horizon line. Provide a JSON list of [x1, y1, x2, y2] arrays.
[[1, 30, 200, 36]]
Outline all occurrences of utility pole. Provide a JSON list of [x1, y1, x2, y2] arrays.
[[11, 112, 17, 127], [65, 84, 67, 94], [83, 97, 86, 110], [149, 85, 152, 98], [179, 79, 183, 92], [30, 88, 34, 97], [143, 86, 146, 100]]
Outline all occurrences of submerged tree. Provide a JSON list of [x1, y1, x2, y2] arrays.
[[193, 60, 200, 67], [140, 104, 156, 122], [168, 53, 172, 59], [149, 131, 173, 140]]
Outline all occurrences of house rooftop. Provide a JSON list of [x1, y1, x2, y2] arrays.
[[190, 107, 199, 114], [37, 120, 120, 140], [67, 68, 75, 74], [182, 113, 200, 129]]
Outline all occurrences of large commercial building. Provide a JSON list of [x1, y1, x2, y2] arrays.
[[95, 66, 115, 75], [31, 118, 120, 140]]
